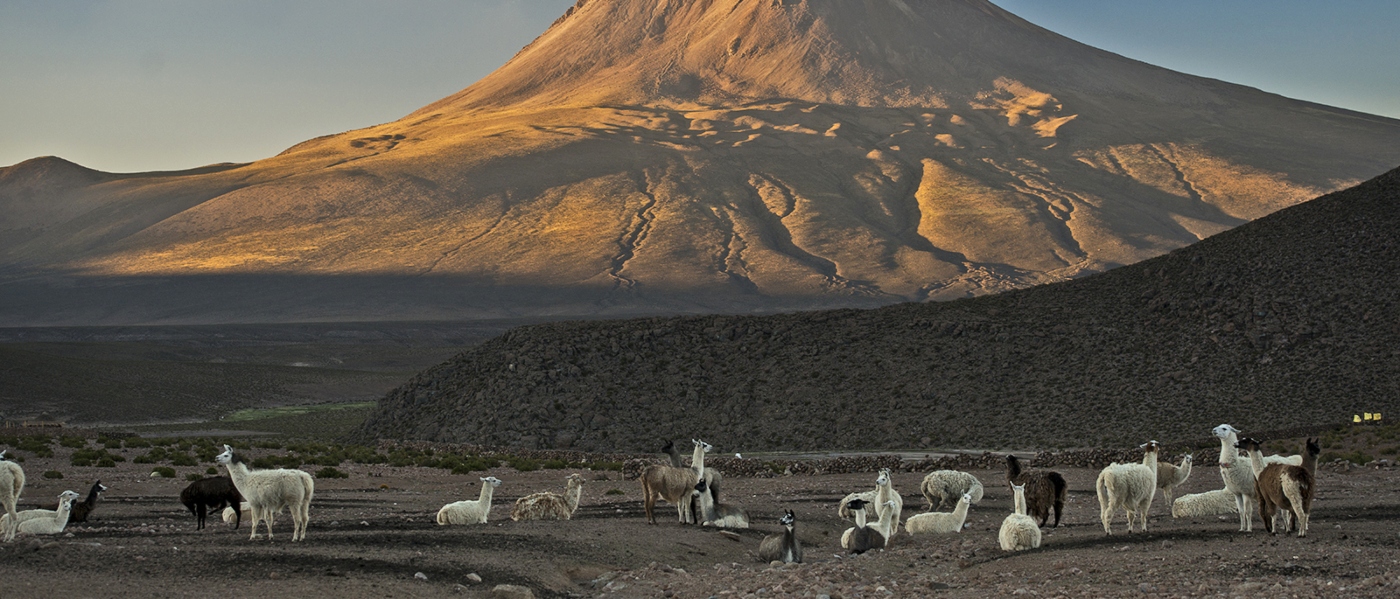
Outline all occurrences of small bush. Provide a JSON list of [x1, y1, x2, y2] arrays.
[[589, 461, 624, 472], [42, 470, 63, 479], [97, 457, 116, 468], [125, 437, 151, 448], [186, 473, 203, 482], [505, 456, 539, 472], [605, 488, 624, 495], [541, 459, 569, 470], [152, 466, 177, 478], [170, 454, 198, 467], [315, 467, 349, 479], [59, 436, 87, 448], [206, 467, 219, 475]]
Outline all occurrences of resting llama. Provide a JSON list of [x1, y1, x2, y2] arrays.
[[1, 490, 80, 530], [1, 450, 24, 542], [512, 474, 585, 521], [215, 444, 314, 541], [1171, 489, 1239, 518], [757, 510, 802, 564], [16, 494, 77, 536], [998, 484, 1041, 551], [841, 498, 896, 554], [437, 477, 503, 525], [1096, 441, 1160, 534], [919, 470, 984, 511], [693, 473, 748, 528], [903, 492, 973, 535]]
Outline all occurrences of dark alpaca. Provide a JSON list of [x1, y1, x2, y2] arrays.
[[180, 476, 243, 530], [60, 480, 107, 524], [1005, 455, 1067, 527], [758, 509, 802, 564], [842, 499, 886, 554], [661, 439, 685, 468]]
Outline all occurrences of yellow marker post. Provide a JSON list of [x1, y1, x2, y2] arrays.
[[1354, 414, 1362, 423], [1365, 413, 1374, 421]]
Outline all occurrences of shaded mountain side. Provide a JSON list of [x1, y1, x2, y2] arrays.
[[5, 0, 1400, 326], [357, 167, 1400, 451]]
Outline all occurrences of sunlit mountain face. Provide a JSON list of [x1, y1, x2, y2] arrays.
[[4, 0, 1399, 326]]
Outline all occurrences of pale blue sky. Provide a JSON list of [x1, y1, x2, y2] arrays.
[[3, 0, 1397, 173]]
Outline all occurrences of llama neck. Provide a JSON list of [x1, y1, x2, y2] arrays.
[[1006, 457, 1022, 481], [223, 461, 251, 488], [875, 476, 892, 504], [1013, 488, 1027, 516], [691, 445, 706, 474], [565, 482, 582, 512], [1302, 450, 1319, 475], [853, 506, 868, 528], [1178, 457, 1192, 478], [1218, 435, 1239, 466], [954, 498, 971, 520], [55, 500, 72, 525], [1247, 449, 1265, 477], [874, 502, 895, 534], [478, 483, 495, 504]]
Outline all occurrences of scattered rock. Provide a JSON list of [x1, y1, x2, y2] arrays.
[[489, 584, 535, 599], [415, 571, 428, 581], [466, 572, 483, 583]]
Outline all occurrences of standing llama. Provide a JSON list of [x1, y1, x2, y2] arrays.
[[215, 445, 314, 541], [1, 450, 24, 543], [1005, 455, 1067, 527], [512, 474, 585, 521], [1096, 441, 1160, 534]]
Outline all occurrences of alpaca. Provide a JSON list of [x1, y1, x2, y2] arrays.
[[215, 445, 314, 541], [182, 476, 242, 530], [1155, 454, 1193, 510], [661, 439, 685, 468], [1238, 437, 1317, 537], [511, 474, 585, 521], [1, 490, 81, 530], [1, 450, 24, 543], [1213, 424, 1258, 532], [692, 473, 747, 528], [757, 510, 801, 564], [16, 494, 76, 536], [903, 492, 973, 535], [1005, 455, 1067, 527], [841, 499, 896, 554], [1171, 489, 1239, 518], [1096, 441, 1160, 534], [919, 470, 984, 511], [999, 484, 1042, 551], [437, 477, 502, 525]]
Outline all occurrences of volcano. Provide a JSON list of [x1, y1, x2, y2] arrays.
[[4, 0, 1400, 325]]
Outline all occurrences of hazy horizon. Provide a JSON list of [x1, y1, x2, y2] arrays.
[[3, 0, 1398, 173]]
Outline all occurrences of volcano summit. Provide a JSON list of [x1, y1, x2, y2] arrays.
[[4, 0, 1399, 325]]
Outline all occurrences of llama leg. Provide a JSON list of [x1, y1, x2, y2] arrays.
[[1052, 498, 1063, 528], [644, 492, 656, 525], [197, 503, 207, 530]]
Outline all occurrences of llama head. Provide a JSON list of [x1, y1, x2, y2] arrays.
[[480, 476, 502, 487], [961, 492, 973, 503], [693, 439, 713, 453], [693, 479, 708, 494], [1140, 440, 1160, 454], [846, 498, 868, 511], [1213, 424, 1240, 439], [59, 490, 81, 502], [779, 510, 795, 527], [1306, 437, 1321, 457], [1011, 483, 1025, 494], [876, 469, 890, 486], [566, 473, 585, 487], [0, 449, 6, 460], [1183, 454, 1194, 463], [214, 445, 235, 464], [1233, 437, 1261, 452], [95, 480, 107, 493], [661, 439, 675, 453]]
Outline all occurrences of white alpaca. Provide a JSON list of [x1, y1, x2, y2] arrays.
[[1155, 454, 1193, 508], [998, 484, 1041, 551], [1, 450, 24, 543], [215, 445, 314, 541], [1214, 424, 1258, 531], [1096, 441, 1160, 534], [903, 492, 973, 535], [919, 470, 985, 510], [1171, 489, 1240, 518], [1, 490, 80, 529], [16, 495, 75, 536], [436, 477, 503, 525]]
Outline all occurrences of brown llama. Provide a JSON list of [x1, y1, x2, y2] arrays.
[[510, 474, 585, 521], [1238, 438, 1315, 537], [1005, 455, 1067, 527]]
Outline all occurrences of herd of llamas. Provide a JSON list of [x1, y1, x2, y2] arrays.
[[1, 427, 1323, 564]]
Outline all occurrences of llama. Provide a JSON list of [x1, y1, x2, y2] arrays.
[[692, 472, 747, 528], [661, 439, 685, 468], [215, 444, 314, 541], [1, 490, 81, 530], [919, 470, 984, 511], [223, 505, 269, 528], [837, 490, 878, 521], [16, 494, 76, 536], [903, 492, 973, 535], [181, 476, 242, 530], [874, 468, 903, 538], [65, 480, 108, 524], [1213, 424, 1258, 532], [1238, 437, 1318, 537], [841, 499, 897, 554], [640, 439, 717, 525], [757, 510, 801, 564], [511, 473, 585, 521], [1005, 455, 1067, 527], [1, 450, 24, 543], [1171, 489, 1239, 518], [1096, 441, 1160, 534], [1155, 454, 1193, 510], [999, 484, 1042, 551], [437, 477, 503, 525]]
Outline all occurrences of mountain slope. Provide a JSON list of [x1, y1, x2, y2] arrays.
[[4, 0, 1400, 325], [358, 166, 1400, 450]]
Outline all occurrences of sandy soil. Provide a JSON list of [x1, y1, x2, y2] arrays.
[[1, 455, 1397, 598]]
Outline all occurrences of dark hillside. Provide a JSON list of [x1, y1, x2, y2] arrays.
[[359, 168, 1400, 451]]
